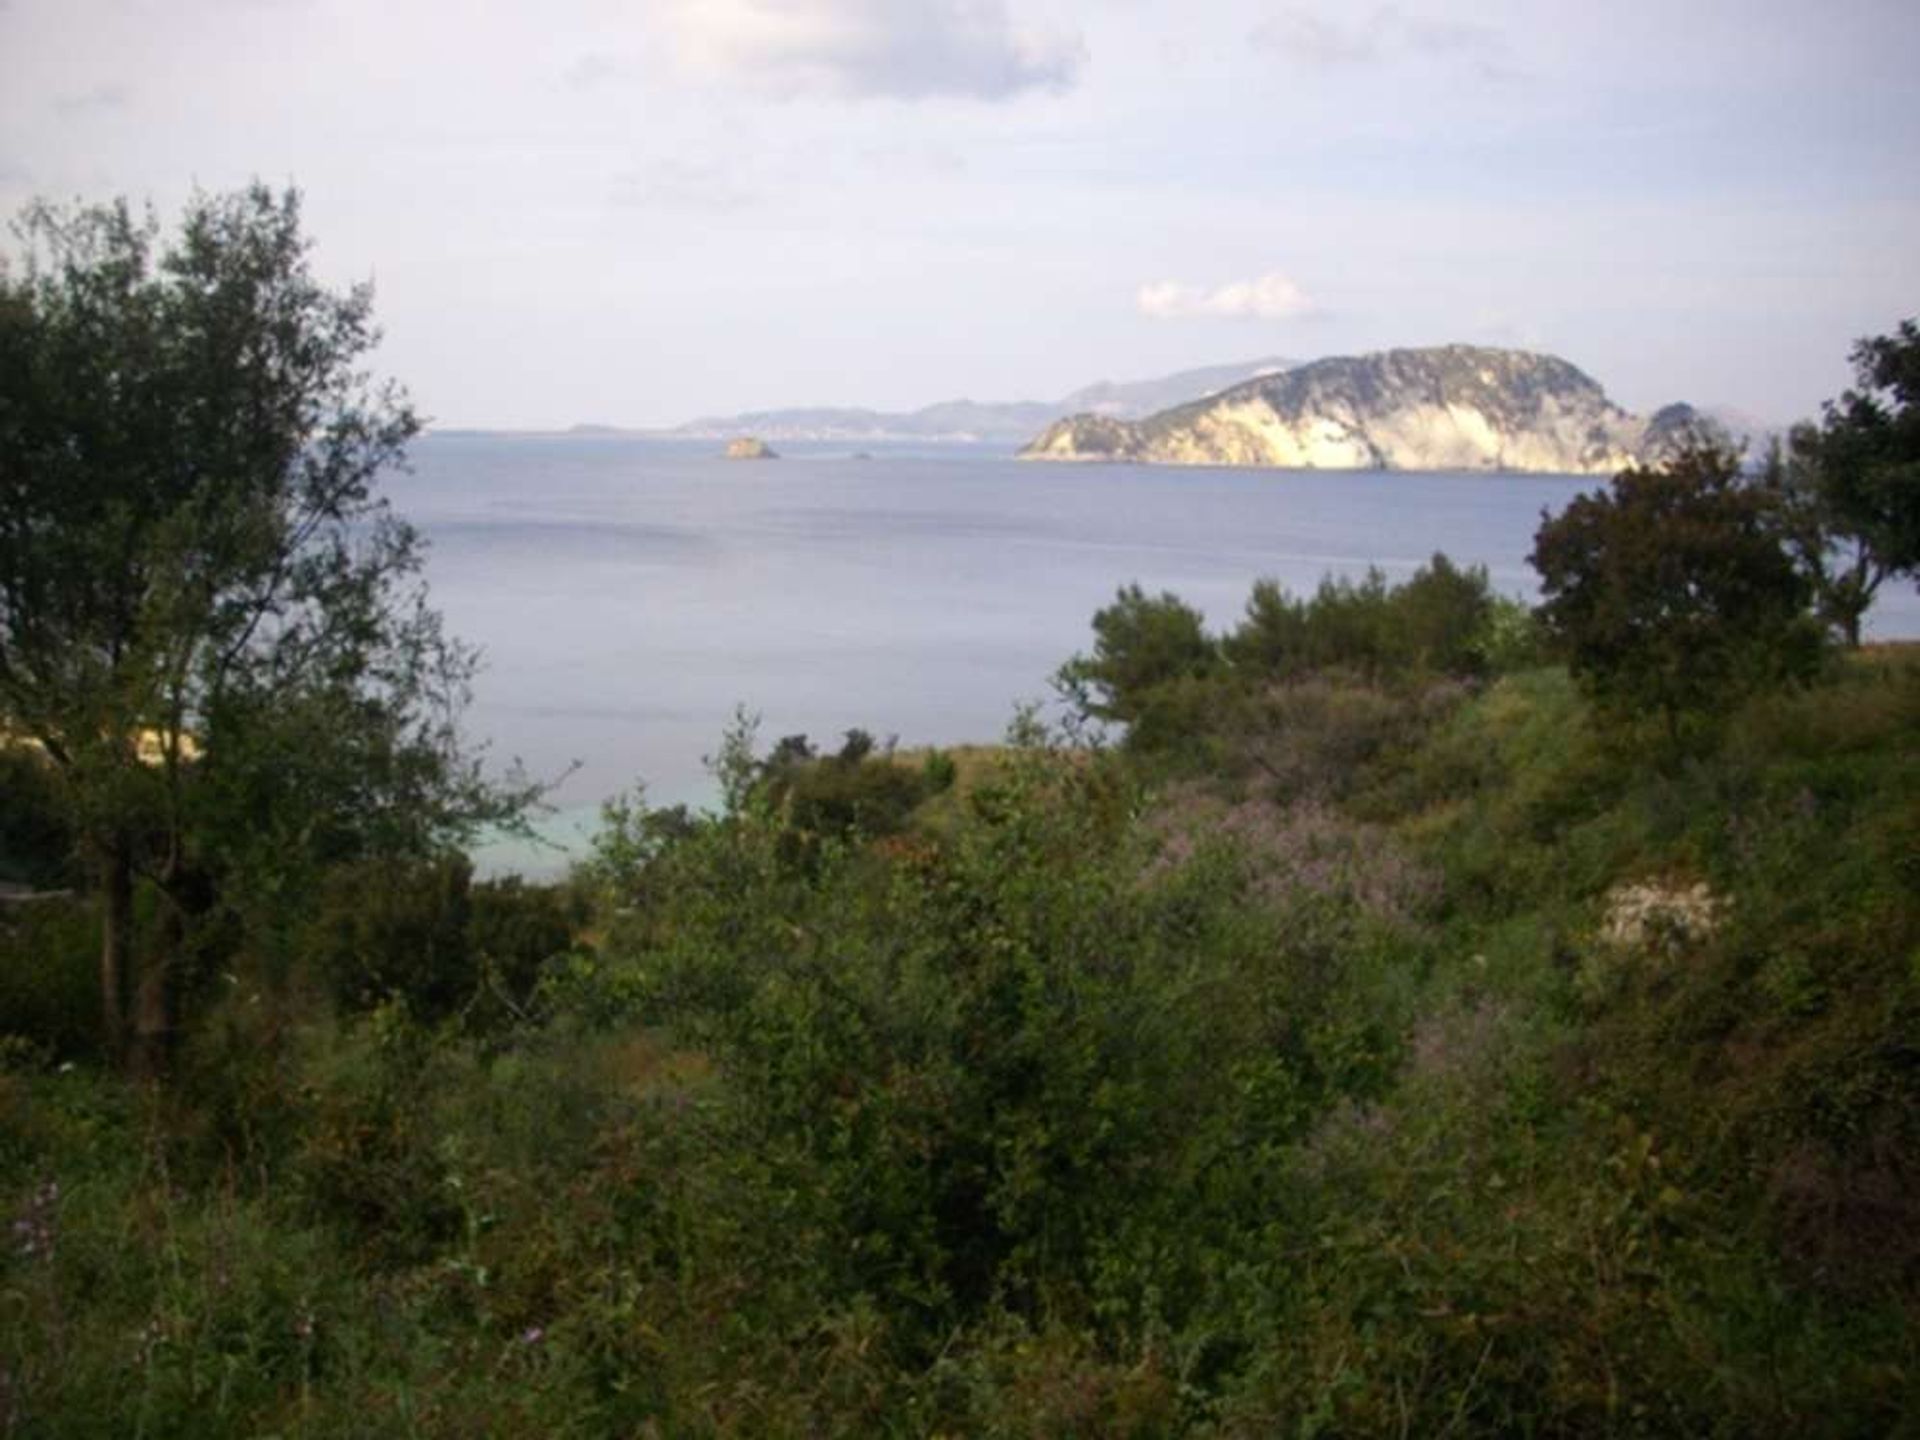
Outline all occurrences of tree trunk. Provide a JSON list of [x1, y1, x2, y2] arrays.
[[99, 833, 131, 1060], [1833, 548, 1880, 649], [130, 859, 184, 1081]]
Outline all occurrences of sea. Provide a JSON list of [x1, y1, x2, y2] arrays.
[[392, 434, 1920, 876]]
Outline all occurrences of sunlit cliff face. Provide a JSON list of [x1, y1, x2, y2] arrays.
[[1021, 346, 1693, 475]]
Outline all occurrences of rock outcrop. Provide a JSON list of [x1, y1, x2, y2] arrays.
[[723, 436, 779, 460], [1019, 346, 1711, 475]]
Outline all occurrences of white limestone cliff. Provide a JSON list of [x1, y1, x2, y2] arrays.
[[1019, 346, 1716, 475]]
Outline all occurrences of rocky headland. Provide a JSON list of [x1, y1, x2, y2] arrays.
[[1019, 345, 1721, 474]]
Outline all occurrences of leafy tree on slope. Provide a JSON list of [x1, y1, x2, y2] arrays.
[[1776, 318, 1920, 644], [1530, 446, 1821, 741], [0, 186, 518, 1069]]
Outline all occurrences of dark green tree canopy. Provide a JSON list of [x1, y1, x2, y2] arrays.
[[1056, 583, 1219, 728], [1224, 555, 1498, 683], [1815, 319, 1920, 574], [1530, 447, 1820, 736], [1779, 318, 1920, 643], [2, 188, 433, 777], [0, 185, 512, 1062]]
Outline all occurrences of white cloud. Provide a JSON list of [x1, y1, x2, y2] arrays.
[[1254, 11, 1382, 66], [1137, 273, 1318, 321], [610, 160, 756, 213], [660, 0, 1084, 101], [562, 53, 632, 91]]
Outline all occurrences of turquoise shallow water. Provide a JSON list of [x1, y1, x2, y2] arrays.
[[396, 434, 1919, 876]]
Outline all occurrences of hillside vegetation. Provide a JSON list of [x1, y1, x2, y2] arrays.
[[5, 569, 1916, 1434]]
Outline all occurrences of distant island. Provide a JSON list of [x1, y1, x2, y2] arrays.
[[724, 436, 779, 460], [671, 356, 1298, 444], [1019, 345, 1725, 475], [463, 349, 1768, 462]]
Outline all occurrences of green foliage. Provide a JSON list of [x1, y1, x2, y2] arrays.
[[1471, 593, 1547, 673], [467, 877, 574, 1024], [0, 747, 74, 889], [1836, 320, 1920, 572], [1777, 318, 1920, 643], [920, 746, 959, 795], [1219, 675, 1466, 806], [0, 896, 100, 1061], [3, 649, 1917, 1432], [756, 727, 937, 848], [0, 185, 522, 1066], [1531, 447, 1823, 740], [1393, 551, 1497, 673], [306, 857, 572, 1026], [1225, 554, 1503, 684], [1056, 583, 1221, 746], [583, 730, 1421, 1374], [309, 857, 472, 1018], [1061, 557, 1522, 774]]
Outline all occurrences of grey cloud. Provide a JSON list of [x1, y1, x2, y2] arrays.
[[1254, 7, 1518, 80], [664, 0, 1085, 101], [53, 84, 132, 116]]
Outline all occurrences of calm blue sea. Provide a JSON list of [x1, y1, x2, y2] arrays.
[[393, 434, 1920, 874]]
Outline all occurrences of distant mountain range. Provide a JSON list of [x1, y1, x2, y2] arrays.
[[1021, 345, 1734, 475], [664, 357, 1298, 444]]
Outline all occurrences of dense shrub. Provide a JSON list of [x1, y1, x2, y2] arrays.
[[1225, 554, 1501, 684], [0, 748, 75, 890], [308, 856, 474, 1018], [306, 857, 572, 1025], [756, 727, 950, 851], [1066, 555, 1519, 768], [0, 897, 100, 1061], [572, 730, 1428, 1377]]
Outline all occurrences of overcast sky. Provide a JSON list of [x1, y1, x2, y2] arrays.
[[3, 0, 1917, 429]]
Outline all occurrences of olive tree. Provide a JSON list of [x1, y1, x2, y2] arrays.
[[1530, 447, 1821, 741], [0, 185, 513, 1069], [1775, 319, 1920, 645]]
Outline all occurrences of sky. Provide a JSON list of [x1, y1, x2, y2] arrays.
[[2, 0, 1917, 430]]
